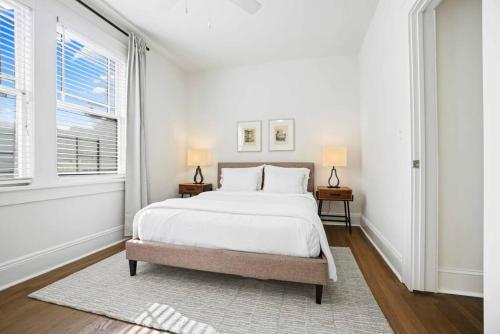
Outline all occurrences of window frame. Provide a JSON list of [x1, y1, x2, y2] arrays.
[[55, 25, 126, 177], [0, 0, 34, 186]]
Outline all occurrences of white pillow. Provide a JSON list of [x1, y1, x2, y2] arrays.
[[272, 165, 310, 193], [263, 165, 310, 194], [219, 166, 264, 192]]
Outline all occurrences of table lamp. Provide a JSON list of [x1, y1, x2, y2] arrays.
[[322, 147, 347, 188], [187, 148, 212, 184]]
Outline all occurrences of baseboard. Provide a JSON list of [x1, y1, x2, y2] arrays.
[[321, 212, 361, 226], [360, 215, 403, 281], [0, 225, 125, 291], [438, 267, 483, 298]]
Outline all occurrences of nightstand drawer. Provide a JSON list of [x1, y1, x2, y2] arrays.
[[179, 185, 199, 193], [318, 191, 352, 200], [179, 183, 212, 196], [316, 187, 352, 201]]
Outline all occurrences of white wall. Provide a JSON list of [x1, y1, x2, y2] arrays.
[[0, 0, 187, 290], [186, 56, 362, 217], [483, 0, 500, 331], [145, 50, 188, 203], [358, 0, 417, 278], [436, 0, 483, 297]]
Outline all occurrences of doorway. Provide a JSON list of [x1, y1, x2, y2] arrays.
[[409, 0, 483, 296]]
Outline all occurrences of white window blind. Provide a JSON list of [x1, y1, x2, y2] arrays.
[[56, 26, 126, 175], [0, 0, 33, 184]]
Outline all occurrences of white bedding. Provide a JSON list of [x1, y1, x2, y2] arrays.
[[133, 191, 337, 280]]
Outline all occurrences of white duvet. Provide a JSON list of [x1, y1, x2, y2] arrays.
[[133, 191, 337, 280]]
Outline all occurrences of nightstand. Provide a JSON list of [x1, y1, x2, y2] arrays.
[[316, 186, 353, 233], [179, 183, 212, 198]]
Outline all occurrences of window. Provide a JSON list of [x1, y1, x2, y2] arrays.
[[56, 26, 126, 175], [0, 0, 32, 184]]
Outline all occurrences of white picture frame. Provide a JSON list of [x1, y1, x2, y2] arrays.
[[269, 119, 295, 151], [237, 121, 262, 152]]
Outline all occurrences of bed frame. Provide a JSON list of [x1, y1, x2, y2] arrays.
[[126, 162, 329, 304]]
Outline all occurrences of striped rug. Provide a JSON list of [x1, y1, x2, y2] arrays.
[[30, 247, 392, 334]]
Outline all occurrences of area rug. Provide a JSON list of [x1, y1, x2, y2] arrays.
[[30, 247, 392, 334]]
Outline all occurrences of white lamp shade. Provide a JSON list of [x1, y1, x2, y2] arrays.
[[187, 149, 212, 167], [322, 147, 347, 167]]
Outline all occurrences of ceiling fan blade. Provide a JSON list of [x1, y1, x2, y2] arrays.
[[227, 0, 262, 14]]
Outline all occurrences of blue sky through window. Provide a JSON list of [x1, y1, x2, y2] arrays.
[[0, 5, 16, 89], [0, 4, 16, 176], [57, 31, 116, 114]]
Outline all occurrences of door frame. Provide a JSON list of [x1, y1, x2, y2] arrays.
[[407, 0, 443, 292]]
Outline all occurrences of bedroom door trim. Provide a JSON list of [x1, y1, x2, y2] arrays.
[[407, 0, 443, 292]]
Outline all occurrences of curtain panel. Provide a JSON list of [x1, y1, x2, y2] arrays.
[[124, 33, 149, 236]]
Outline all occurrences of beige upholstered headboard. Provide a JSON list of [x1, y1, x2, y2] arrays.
[[217, 162, 315, 192]]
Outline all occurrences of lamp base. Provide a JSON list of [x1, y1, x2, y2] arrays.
[[193, 166, 204, 184], [327, 166, 340, 188]]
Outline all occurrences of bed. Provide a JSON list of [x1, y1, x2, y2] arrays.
[[126, 162, 334, 304]]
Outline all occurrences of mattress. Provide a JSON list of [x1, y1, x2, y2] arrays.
[[133, 191, 336, 280]]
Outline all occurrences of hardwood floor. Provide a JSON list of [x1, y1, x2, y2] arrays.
[[0, 226, 483, 334], [326, 226, 483, 334]]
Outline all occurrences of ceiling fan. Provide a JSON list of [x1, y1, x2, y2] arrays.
[[165, 0, 263, 15]]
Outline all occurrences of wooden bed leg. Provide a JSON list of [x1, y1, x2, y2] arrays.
[[129, 260, 137, 276], [316, 284, 323, 304]]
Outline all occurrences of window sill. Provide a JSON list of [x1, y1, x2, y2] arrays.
[[55, 175, 126, 188], [0, 175, 125, 193], [0, 176, 125, 207]]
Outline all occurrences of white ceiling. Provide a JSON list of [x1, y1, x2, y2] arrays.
[[101, 0, 379, 72]]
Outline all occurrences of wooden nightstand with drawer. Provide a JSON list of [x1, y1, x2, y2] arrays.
[[316, 186, 353, 233], [179, 183, 212, 198]]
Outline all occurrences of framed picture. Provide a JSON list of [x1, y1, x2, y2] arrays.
[[269, 119, 295, 151], [237, 121, 262, 152]]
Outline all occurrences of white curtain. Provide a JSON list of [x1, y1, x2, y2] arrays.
[[124, 33, 149, 236]]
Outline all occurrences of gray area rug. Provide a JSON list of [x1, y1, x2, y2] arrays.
[[30, 247, 392, 334]]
